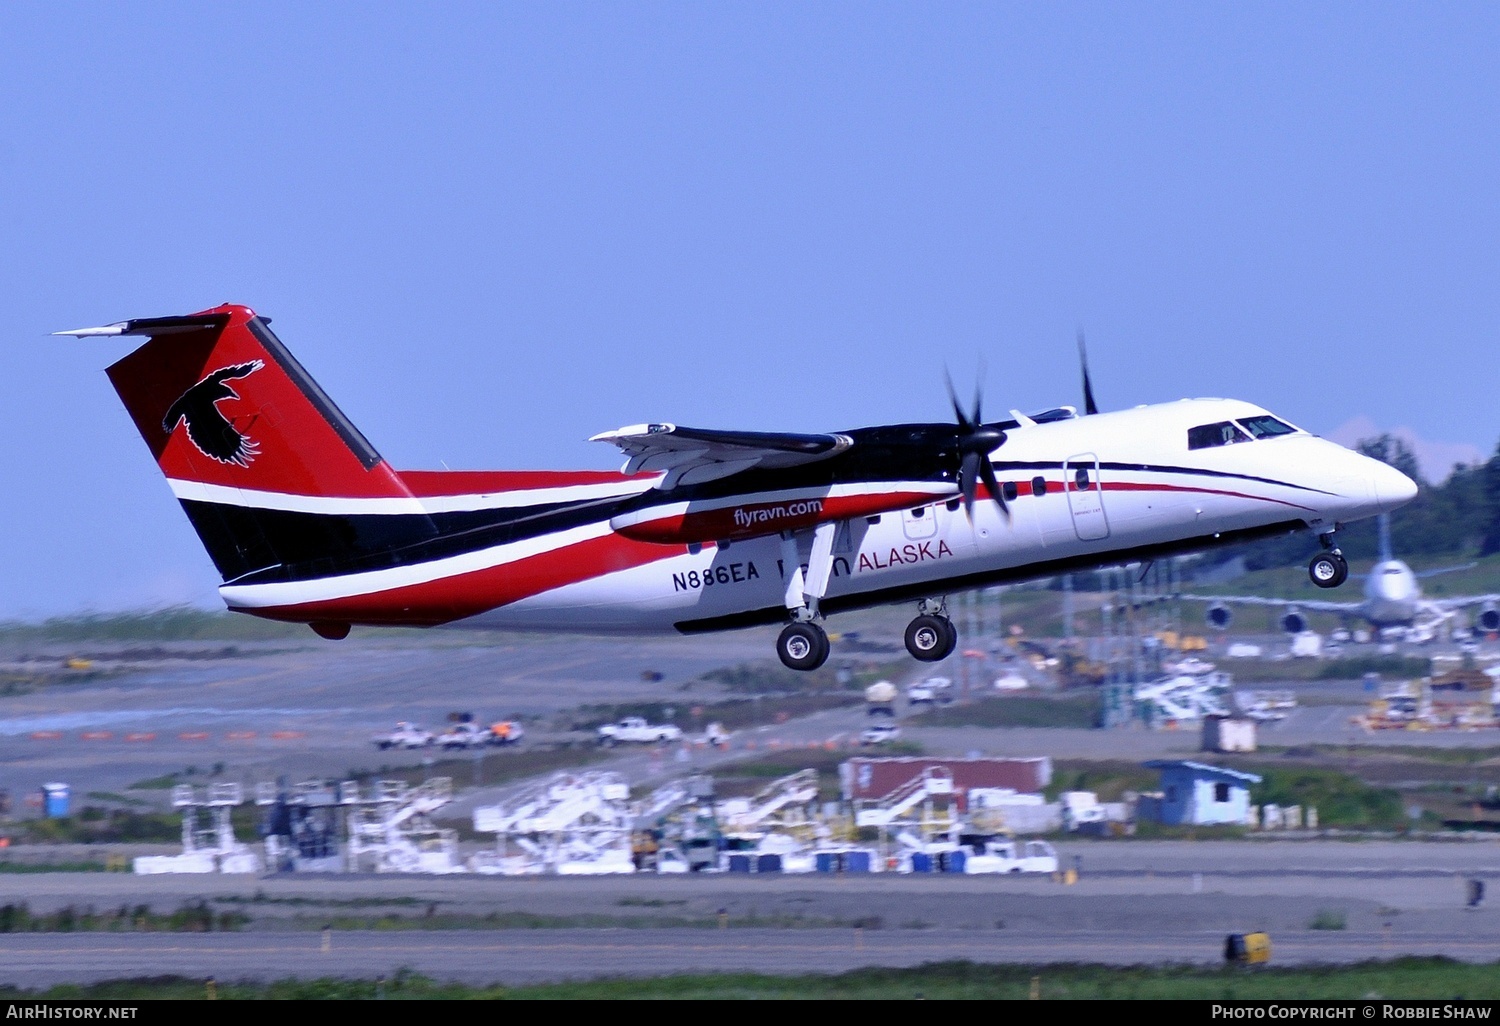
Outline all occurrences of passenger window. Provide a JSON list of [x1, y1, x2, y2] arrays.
[[1031, 476, 1046, 498], [1002, 481, 1019, 502], [1187, 422, 1250, 450], [911, 506, 925, 518], [1074, 468, 1091, 491], [1238, 415, 1296, 439]]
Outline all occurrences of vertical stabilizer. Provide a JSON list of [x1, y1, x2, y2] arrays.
[[65, 304, 435, 582]]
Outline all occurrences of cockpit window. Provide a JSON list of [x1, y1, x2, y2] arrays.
[[1237, 415, 1296, 439], [1187, 422, 1251, 450]]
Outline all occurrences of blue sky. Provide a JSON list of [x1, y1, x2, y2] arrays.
[[2, 3, 1497, 617]]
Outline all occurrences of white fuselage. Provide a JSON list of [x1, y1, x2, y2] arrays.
[[460, 398, 1414, 633], [1361, 560, 1423, 626]]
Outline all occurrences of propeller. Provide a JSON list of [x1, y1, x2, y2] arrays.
[[944, 368, 1010, 520], [1077, 330, 1099, 415]]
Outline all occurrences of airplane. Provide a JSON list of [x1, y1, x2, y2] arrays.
[[57, 304, 1418, 671], [1191, 515, 1500, 639]]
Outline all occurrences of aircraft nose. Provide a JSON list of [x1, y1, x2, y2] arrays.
[[1371, 460, 1418, 512]]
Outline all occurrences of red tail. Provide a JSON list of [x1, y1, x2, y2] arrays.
[[104, 304, 410, 500]]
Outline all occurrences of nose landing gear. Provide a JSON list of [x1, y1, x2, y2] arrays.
[[1309, 534, 1349, 589], [905, 598, 958, 662]]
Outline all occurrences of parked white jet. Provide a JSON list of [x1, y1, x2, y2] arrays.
[[1195, 516, 1499, 637]]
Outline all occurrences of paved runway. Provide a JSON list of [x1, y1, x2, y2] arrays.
[[0, 841, 1494, 986], [1, 927, 1495, 987]]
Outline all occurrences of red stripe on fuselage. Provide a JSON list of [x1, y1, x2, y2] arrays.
[[985, 478, 1316, 512], [399, 469, 652, 497], [235, 532, 682, 627], [616, 490, 941, 544]]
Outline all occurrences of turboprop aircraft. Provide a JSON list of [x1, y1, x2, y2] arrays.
[[58, 304, 1418, 671], [1192, 515, 1498, 638]]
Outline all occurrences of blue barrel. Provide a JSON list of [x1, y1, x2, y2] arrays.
[[846, 850, 871, 873], [815, 852, 838, 873], [944, 849, 967, 873], [756, 853, 782, 874], [727, 854, 752, 873], [910, 852, 932, 873], [42, 783, 70, 818]]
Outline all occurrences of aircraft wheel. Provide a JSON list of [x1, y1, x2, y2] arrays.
[[1308, 551, 1348, 589], [906, 614, 956, 662], [777, 622, 830, 671], [936, 616, 959, 659]]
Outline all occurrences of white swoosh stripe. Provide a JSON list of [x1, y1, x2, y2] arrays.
[[219, 520, 619, 608], [167, 478, 656, 515]]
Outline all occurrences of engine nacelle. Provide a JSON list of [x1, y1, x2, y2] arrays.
[[1279, 609, 1306, 635], [1478, 605, 1500, 634], [1206, 604, 1233, 630]]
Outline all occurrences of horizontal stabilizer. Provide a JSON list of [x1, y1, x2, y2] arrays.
[[54, 313, 232, 338]]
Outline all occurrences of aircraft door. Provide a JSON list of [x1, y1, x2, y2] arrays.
[[1064, 453, 1110, 541], [901, 504, 939, 541]]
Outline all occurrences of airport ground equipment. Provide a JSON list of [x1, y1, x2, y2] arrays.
[[1225, 932, 1272, 965], [439, 723, 493, 749], [472, 771, 636, 875], [346, 777, 463, 873], [854, 766, 959, 849], [720, 769, 820, 835], [1133, 669, 1232, 726], [1354, 676, 1499, 731], [372, 722, 435, 750], [1234, 689, 1295, 722], [864, 680, 898, 716], [134, 783, 262, 875], [596, 717, 683, 746], [257, 779, 355, 872]]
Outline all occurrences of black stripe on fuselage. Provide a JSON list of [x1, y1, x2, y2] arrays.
[[179, 423, 965, 585], [182, 497, 626, 584], [991, 459, 1337, 496], [672, 519, 1311, 634]]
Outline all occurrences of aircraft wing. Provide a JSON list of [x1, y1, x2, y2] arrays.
[[590, 423, 852, 489], [1422, 595, 1500, 612], [1181, 594, 1364, 614]]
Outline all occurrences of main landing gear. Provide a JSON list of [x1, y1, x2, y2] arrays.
[[1309, 533, 1349, 589], [774, 524, 838, 672], [904, 598, 958, 662], [777, 621, 830, 672], [770, 524, 961, 670]]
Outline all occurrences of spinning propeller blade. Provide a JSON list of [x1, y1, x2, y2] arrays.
[[944, 366, 1009, 521]]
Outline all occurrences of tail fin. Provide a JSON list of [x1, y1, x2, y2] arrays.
[[64, 304, 434, 582]]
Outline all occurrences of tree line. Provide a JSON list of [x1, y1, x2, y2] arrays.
[[1208, 434, 1500, 572]]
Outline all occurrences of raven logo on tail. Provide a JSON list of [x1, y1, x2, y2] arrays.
[[162, 361, 265, 467]]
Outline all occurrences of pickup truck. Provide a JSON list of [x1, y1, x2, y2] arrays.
[[597, 717, 683, 747], [373, 722, 435, 750], [439, 723, 493, 750], [439, 720, 526, 749]]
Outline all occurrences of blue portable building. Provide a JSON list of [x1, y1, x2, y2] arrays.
[[1141, 761, 1260, 825]]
